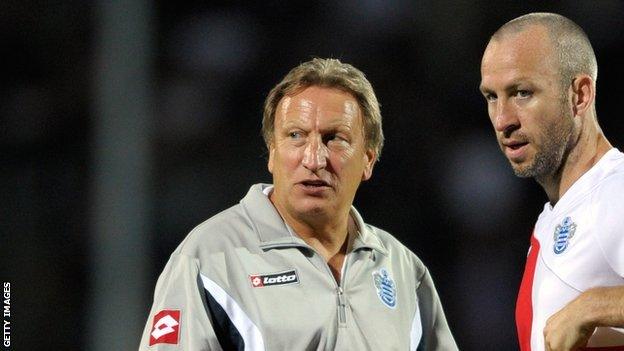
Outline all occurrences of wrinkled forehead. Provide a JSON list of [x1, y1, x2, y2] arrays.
[[275, 86, 361, 125]]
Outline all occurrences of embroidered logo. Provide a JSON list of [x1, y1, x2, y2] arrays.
[[373, 268, 397, 309], [249, 269, 299, 288], [553, 216, 577, 254], [149, 310, 180, 346]]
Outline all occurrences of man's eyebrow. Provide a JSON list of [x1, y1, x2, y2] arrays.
[[322, 123, 353, 133], [278, 119, 303, 129], [479, 81, 528, 95], [504, 83, 526, 93]]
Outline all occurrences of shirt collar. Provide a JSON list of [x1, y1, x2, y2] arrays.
[[240, 183, 388, 256], [348, 205, 388, 255]]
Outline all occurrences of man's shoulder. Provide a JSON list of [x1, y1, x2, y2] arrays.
[[594, 148, 624, 191], [592, 162, 624, 204], [558, 149, 624, 214], [363, 223, 427, 271], [174, 203, 258, 257]]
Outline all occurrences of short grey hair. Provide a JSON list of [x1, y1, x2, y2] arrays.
[[262, 58, 384, 158], [492, 13, 598, 87]]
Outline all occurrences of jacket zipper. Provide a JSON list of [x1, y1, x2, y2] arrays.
[[337, 286, 347, 325], [336, 253, 350, 326], [268, 240, 350, 326]]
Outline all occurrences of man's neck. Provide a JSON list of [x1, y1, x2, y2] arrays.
[[291, 216, 350, 261], [271, 199, 353, 283], [539, 128, 611, 205], [268, 193, 351, 260]]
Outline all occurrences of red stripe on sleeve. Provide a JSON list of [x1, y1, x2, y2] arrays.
[[516, 234, 540, 351]]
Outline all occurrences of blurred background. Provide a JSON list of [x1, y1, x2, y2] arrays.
[[1, 1, 623, 350]]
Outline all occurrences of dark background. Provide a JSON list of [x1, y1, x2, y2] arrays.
[[2, 1, 623, 350]]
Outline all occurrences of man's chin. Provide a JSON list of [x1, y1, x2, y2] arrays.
[[288, 201, 334, 220], [296, 205, 330, 217], [511, 162, 537, 178]]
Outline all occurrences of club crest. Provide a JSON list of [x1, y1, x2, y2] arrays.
[[553, 216, 577, 254], [373, 268, 397, 309]]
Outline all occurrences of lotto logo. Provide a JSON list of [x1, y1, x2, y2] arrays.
[[249, 270, 299, 288], [251, 276, 264, 287], [149, 310, 180, 346]]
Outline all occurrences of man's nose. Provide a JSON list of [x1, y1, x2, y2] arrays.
[[302, 135, 328, 171], [493, 99, 519, 135]]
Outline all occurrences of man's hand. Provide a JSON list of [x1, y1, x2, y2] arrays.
[[544, 286, 624, 351], [543, 293, 594, 351]]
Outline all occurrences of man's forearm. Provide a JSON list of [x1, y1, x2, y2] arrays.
[[543, 285, 624, 351], [581, 286, 624, 328]]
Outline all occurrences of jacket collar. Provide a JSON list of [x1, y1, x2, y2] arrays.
[[240, 183, 388, 256]]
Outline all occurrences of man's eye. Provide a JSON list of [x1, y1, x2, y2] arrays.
[[484, 93, 497, 102], [516, 90, 532, 98], [323, 134, 346, 144], [289, 131, 302, 139]]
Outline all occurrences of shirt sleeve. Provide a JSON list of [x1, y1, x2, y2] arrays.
[[593, 174, 624, 278], [415, 268, 459, 351], [139, 253, 222, 350]]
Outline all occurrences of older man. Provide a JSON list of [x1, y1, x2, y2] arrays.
[[140, 58, 457, 350], [480, 13, 624, 351]]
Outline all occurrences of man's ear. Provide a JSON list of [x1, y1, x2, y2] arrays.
[[267, 143, 275, 174], [571, 74, 595, 117], [362, 149, 377, 181]]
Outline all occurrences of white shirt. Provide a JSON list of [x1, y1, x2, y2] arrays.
[[516, 148, 624, 351]]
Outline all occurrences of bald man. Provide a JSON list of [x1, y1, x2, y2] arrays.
[[480, 13, 624, 351]]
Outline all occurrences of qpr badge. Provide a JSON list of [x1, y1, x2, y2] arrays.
[[373, 268, 397, 309], [553, 216, 577, 254]]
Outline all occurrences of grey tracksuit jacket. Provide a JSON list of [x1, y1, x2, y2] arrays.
[[140, 184, 458, 350]]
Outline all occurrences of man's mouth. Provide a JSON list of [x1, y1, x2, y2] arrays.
[[506, 141, 528, 150], [300, 179, 330, 187], [502, 140, 529, 159]]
